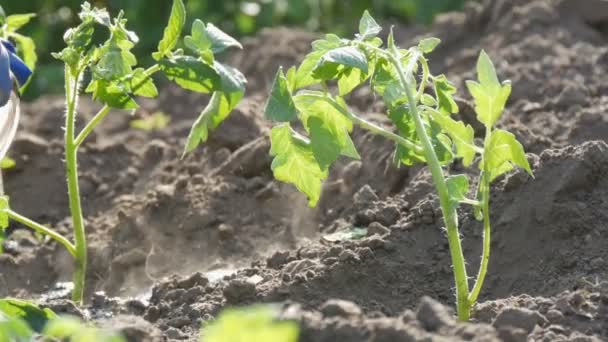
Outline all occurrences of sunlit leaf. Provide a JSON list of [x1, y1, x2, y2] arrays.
[[265, 68, 297, 122], [484, 129, 533, 181], [153, 0, 186, 60], [358, 10, 381, 40]]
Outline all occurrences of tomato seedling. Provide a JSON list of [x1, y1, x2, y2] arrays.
[[0, 0, 245, 304], [264, 11, 532, 320]]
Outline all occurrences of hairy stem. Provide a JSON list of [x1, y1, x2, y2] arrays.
[[5, 209, 76, 257], [75, 64, 161, 147], [388, 48, 471, 320], [468, 128, 493, 305], [64, 66, 86, 304]]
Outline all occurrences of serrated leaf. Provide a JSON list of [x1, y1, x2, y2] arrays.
[[294, 94, 356, 168], [337, 67, 366, 96], [129, 68, 158, 97], [484, 129, 533, 182], [184, 19, 211, 54], [206, 23, 242, 53], [87, 79, 138, 110], [270, 125, 328, 207], [0, 298, 57, 333], [388, 106, 425, 166], [434, 74, 458, 114], [153, 0, 185, 60], [159, 55, 221, 93], [418, 37, 440, 53], [466, 51, 511, 127], [446, 174, 469, 208], [428, 109, 476, 166], [294, 50, 324, 89], [314, 46, 368, 79], [5, 14, 36, 32], [358, 10, 381, 40], [203, 306, 298, 342], [184, 91, 242, 154], [95, 47, 136, 80], [265, 68, 297, 122], [214, 61, 246, 93]]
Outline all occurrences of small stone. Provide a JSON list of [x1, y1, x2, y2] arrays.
[[320, 299, 362, 318], [416, 296, 455, 332], [223, 279, 256, 304], [353, 185, 379, 205], [367, 222, 390, 237], [338, 249, 358, 262], [545, 309, 564, 324], [493, 307, 547, 333], [497, 327, 528, 342], [375, 205, 400, 226], [165, 327, 186, 340], [217, 223, 235, 241], [354, 209, 376, 226], [101, 315, 163, 342], [176, 272, 209, 289], [267, 251, 291, 269]]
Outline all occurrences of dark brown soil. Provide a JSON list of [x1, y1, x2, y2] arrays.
[[1, 0, 608, 341]]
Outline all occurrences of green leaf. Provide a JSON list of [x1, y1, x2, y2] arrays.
[[0, 299, 56, 333], [95, 47, 136, 81], [0, 6, 5, 25], [184, 91, 242, 154], [294, 94, 356, 169], [129, 68, 158, 97], [184, 19, 211, 54], [428, 109, 476, 166], [0, 311, 32, 341], [311, 34, 342, 52], [5, 13, 36, 32], [322, 227, 368, 242], [484, 129, 533, 182], [265, 68, 297, 122], [203, 306, 299, 342], [214, 61, 246, 93], [337, 67, 366, 96], [418, 37, 440, 53], [205, 23, 243, 53], [294, 50, 324, 89], [0, 157, 15, 170], [130, 112, 170, 132], [446, 174, 469, 208], [153, 0, 186, 60], [434, 75, 458, 114], [358, 10, 381, 40], [466, 51, 511, 127], [11, 34, 36, 73], [43, 316, 125, 342], [159, 56, 221, 93], [388, 106, 425, 166], [87, 80, 138, 110], [314, 46, 368, 79], [270, 125, 328, 207]]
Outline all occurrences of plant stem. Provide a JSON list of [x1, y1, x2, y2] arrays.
[[5, 209, 76, 257], [468, 129, 493, 305], [388, 48, 471, 320], [74, 64, 161, 147], [64, 66, 87, 304]]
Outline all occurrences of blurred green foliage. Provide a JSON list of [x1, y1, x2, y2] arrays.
[[2, 0, 465, 98]]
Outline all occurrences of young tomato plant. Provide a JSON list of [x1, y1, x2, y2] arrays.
[[0, 0, 245, 304], [264, 11, 532, 320]]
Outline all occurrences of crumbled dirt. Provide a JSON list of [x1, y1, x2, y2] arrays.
[[1, 0, 608, 341]]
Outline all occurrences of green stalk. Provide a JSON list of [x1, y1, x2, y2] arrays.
[[64, 66, 87, 304], [388, 48, 471, 320], [6, 209, 76, 257], [468, 128, 493, 305]]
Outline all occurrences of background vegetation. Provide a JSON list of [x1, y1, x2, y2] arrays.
[[2, 0, 467, 98]]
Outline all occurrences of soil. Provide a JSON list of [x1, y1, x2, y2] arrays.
[[1, 0, 608, 341]]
